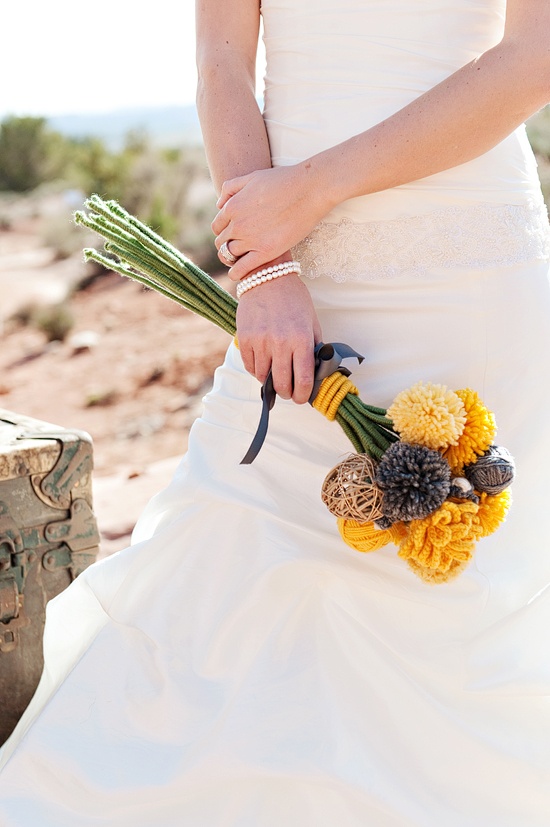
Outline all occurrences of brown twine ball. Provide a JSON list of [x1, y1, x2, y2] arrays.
[[321, 454, 384, 522]]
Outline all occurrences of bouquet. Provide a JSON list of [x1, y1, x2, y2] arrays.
[[76, 196, 514, 584]]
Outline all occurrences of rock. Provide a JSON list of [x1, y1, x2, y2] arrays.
[[68, 330, 101, 354], [116, 414, 166, 440]]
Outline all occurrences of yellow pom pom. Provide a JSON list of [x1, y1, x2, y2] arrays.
[[474, 489, 512, 537], [338, 518, 406, 553], [398, 500, 481, 574], [387, 381, 467, 450], [443, 389, 496, 474]]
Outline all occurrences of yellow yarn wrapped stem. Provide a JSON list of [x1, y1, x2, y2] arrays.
[[312, 372, 359, 421], [338, 518, 407, 553]]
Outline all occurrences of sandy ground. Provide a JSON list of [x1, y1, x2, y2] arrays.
[[0, 222, 233, 557], [0, 227, 88, 319]]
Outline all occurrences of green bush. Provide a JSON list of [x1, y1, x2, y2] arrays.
[[0, 116, 222, 260], [0, 117, 63, 192], [33, 303, 75, 342]]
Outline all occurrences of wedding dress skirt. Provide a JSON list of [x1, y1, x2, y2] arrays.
[[1, 260, 550, 826], [2, 0, 550, 824]]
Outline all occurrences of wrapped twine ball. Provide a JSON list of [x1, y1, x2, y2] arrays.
[[375, 442, 452, 523], [321, 454, 384, 522], [464, 445, 515, 495]]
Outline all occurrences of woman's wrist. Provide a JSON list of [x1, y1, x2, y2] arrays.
[[296, 152, 351, 214], [236, 260, 302, 298], [239, 252, 295, 279]]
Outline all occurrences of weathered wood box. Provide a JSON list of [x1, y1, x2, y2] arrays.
[[0, 409, 100, 744]]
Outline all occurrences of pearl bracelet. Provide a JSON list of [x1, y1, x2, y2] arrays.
[[236, 261, 302, 299]]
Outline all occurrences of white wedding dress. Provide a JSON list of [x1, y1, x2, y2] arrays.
[[1, 1, 550, 825]]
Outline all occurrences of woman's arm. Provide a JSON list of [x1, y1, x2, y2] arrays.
[[196, 0, 321, 403], [213, 0, 550, 281], [195, 0, 268, 190]]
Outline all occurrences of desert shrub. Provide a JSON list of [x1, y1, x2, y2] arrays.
[[9, 302, 39, 327], [65, 137, 130, 203], [147, 195, 179, 242], [0, 115, 222, 260], [84, 389, 118, 408], [41, 213, 91, 260], [527, 108, 550, 158], [32, 303, 75, 342], [527, 107, 550, 207], [0, 117, 48, 191]]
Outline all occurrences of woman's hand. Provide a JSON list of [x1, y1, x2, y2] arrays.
[[213, 163, 332, 281], [236, 268, 322, 404]]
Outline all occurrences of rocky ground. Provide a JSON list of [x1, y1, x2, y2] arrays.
[[0, 218, 232, 556]]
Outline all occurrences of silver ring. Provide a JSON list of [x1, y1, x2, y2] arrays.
[[219, 241, 238, 265]]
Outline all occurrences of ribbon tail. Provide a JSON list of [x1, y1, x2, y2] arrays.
[[240, 372, 277, 464], [241, 341, 364, 463]]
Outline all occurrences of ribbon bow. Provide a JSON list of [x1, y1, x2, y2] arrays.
[[240, 342, 364, 464]]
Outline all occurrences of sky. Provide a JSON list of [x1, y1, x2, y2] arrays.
[[1, 1, 215, 117]]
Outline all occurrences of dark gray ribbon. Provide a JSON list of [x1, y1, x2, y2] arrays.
[[240, 341, 364, 464]]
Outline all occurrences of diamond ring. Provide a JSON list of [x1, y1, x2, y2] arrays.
[[219, 241, 238, 265]]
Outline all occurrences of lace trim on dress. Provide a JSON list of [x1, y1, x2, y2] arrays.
[[292, 201, 550, 282]]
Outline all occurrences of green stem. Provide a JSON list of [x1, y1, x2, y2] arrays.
[[347, 396, 397, 443], [334, 411, 364, 454], [77, 206, 234, 326], [362, 403, 388, 417], [87, 196, 236, 316], [104, 243, 235, 333], [337, 402, 382, 459], [78, 197, 405, 459], [84, 249, 221, 322]]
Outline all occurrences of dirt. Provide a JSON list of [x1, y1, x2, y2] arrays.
[[0, 225, 233, 479]]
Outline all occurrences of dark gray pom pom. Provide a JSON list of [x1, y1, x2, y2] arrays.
[[375, 442, 451, 523], [464, 445, 515, 495]]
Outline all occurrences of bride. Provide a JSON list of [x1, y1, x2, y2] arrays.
[[1, 1, 549, 825]]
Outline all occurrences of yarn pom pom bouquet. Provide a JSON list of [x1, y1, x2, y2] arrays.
[[76, 195, 514, 584]]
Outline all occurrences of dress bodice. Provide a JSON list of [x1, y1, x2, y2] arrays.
[[261, 0, 543, 219], [260, 0, 550, 279], [262, 0, 505, 156]]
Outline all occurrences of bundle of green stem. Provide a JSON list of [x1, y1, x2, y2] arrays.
[[75, 195, 398, 460]]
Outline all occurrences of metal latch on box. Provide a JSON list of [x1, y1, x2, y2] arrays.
[[0, 582, 30, 654], [0, 504, 33, 653], [45, 498, 99, 553], [0, 497, 99, 652], [21, 430, 93, 510], [43, 498, 99, 578]]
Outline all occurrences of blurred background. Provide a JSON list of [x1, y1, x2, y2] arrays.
[[0, 2, 548, 553]]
